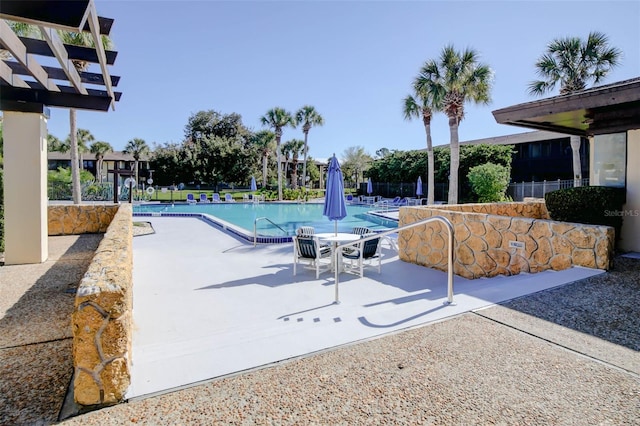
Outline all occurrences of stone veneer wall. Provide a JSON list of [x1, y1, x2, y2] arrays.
[[399, 201, 614, 279], [48, 204, 119, 235], [47, 204, 133, 406]]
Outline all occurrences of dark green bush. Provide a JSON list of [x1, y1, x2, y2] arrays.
[[544, 186, 626, 239]]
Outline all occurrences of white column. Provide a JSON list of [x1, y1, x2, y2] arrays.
[[3, 111, 49, 264], [570, 135, 582, 187], [621, 129, 640, 252]]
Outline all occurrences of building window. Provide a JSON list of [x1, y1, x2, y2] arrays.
[[592, 133, 626, 188]]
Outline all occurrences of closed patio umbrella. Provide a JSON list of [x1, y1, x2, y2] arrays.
[[416, 176, 423, 198], [323, 154, 347, 235], [250, 176, 257, 192], [367, 177, 373, 195]]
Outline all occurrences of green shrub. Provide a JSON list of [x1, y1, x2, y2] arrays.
[[467, 163, 510, 203], [544, 186, 626, 239]]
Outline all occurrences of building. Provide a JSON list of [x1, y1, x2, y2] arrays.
[[460, 130, 588, 182], [493, 77, 640, 252]]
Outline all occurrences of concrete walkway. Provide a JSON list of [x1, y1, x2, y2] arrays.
[[127, 217, 606, 399]]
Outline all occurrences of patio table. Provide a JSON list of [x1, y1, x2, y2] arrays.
[[316, 232, 362, 272]]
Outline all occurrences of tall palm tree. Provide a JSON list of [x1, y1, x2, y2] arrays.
[[123, 138, 150, 195], [295, 106, 324, 190], [415, 45, 492, 204], [403, 88, 439, 205], [252, 130, 276, 188], [285, 139, 305, 189], [90, 141, 113, 183], [260, 108, 295, 201], [59, 30, 112, 204], [528, 31, 622, 186]]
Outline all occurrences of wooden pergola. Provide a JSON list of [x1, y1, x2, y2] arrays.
[[0, 0, 121, 264]]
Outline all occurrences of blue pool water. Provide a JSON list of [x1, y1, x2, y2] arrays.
[[133, 202, 397, 237]]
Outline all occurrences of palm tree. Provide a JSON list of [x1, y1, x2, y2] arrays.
[[75, 128, 94, 171], [281, 142, 292, 186], [123, 138, 150, 195], [415, 45, 492, 204], [403, 89, 439, 205], [47, 134, 64, 152], [286, 139, 306, 189], [260, 108, 295, 201], [58, 30, 112, 204], [252, 130, 276, 188], [295, 106, 324, 190], [528, 31, 622, 186], [90, 141, 113, 183]]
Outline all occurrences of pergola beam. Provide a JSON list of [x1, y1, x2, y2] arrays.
[[0, 1, 113, 35], [86, 2, 114, 109], [5, 61, 120, 87], [18, 37, 118, 65], [38, 26, 88, 95], [0, 60, 29, 88], [0, 19, 59, 92]]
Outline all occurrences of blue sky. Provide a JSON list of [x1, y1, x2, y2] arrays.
[[45, 0, 640, 161]]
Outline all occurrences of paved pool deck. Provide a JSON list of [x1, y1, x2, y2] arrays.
[[1, 216, 638, 424], [126, 217, 611, 399]]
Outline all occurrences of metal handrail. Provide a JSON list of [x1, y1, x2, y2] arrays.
[[254, 217, 288, 246], [332, 215, 455, 305]]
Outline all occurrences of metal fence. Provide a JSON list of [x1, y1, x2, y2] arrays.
[[48, 182, 152, 202], [507, 178, 590, 201]]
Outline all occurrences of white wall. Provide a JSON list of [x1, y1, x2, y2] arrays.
[[4, 112, 49, 264]]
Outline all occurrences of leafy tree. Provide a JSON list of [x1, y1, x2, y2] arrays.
[[184, 110, 250, 142], [403, 84, 439, 205], [528, 31, 622, 187], [260, 108, 296, 201], [182, 135, 257, 189], [123, 138, 150, 189], [251, 130, 276, 188], [58, 30, 112, 204], [150, 142, 183, 186], [468, 163, 511, 202], [415, 45, 492, 204], [65, 128, 94, 171], [90, 141, 113, 183], [341, 146, 372, 188], [295, 105, 324, 189]]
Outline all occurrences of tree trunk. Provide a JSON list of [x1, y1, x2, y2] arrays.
[[570, 136, 582, 187], [262, 154, 268, 188], [70, 109, 81, 204], [425, 122, 435, 205], [301, 129, 309, 190], [448, 115, 460, 205], [134, 160, 139, 198], [292, 160, 299, 190], [276, 140, 283, 201]]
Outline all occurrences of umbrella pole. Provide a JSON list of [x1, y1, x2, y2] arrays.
[[334, 221, 338, 236]]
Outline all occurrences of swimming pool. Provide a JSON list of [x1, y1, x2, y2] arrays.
[[133, 202, 398, 243]]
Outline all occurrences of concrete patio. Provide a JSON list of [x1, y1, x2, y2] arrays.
[[127, 216, 607, 399]]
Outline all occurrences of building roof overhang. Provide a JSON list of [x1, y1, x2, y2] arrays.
[[492, 77, 640, 136]]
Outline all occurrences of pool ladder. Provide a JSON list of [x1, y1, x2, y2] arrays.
[[254, 217, 288, 246]]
